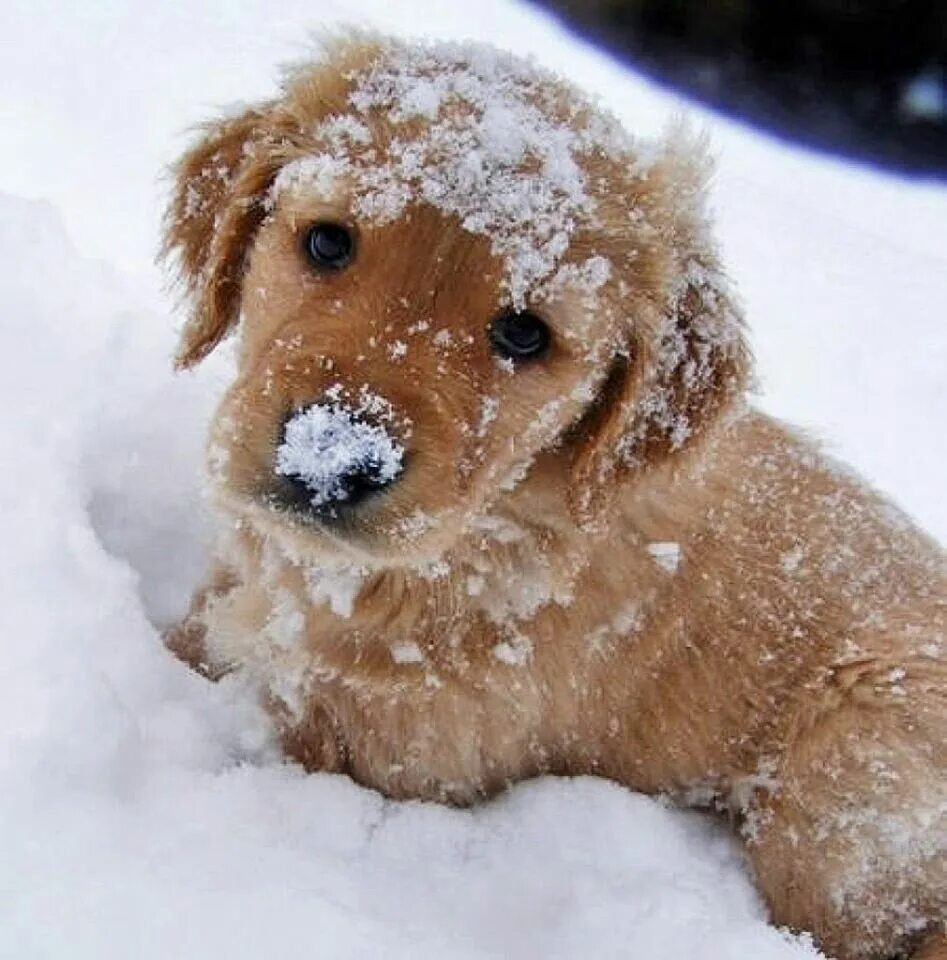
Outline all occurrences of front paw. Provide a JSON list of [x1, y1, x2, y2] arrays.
[[163, 617, 217, 679]]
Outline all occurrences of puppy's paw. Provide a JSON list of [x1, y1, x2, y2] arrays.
[[163, 565, 240, 680], [163, 617, 217, 679]]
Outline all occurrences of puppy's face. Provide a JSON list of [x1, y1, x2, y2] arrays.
[[214, 194, 621, 564], [165, 37, 748, 568]]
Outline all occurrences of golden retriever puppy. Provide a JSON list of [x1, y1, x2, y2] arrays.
[[163, 33, 945, 960]]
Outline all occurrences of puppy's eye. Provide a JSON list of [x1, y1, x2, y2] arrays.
[[304, 222, 354, 270], [489, 311, 551, 362]]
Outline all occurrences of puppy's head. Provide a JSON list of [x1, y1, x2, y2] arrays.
[[164, 34, 748, 567]]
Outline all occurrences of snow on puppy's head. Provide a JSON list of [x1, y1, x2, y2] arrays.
[[274, 42, 622, 311]]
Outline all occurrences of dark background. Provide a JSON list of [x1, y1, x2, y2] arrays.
[[531, 0, 946, 179]]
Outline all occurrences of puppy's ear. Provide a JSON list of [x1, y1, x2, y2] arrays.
[[569, 145, 750, 527], [162, 106, 287, 369]]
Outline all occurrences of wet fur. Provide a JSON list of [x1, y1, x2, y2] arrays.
[[163, 34, 945, 960]]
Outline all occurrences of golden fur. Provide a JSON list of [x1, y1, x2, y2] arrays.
[[163, 34, 946, 959]]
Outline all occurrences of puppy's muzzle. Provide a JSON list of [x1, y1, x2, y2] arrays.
[[272, 400, 405, 517]]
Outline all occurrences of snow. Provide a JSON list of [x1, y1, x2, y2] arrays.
[[0, 2, 944, 958], [275, 38, 627, 308], [275, 398, 405, 509], [647, 542, 682, 575]]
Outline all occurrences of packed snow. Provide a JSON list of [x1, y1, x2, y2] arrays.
[[0, 1, 945, 958]]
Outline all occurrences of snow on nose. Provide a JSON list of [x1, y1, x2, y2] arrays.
[[275, 401, 404, 508]]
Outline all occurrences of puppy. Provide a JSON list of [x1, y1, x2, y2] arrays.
[[163, 33, 946, 960]]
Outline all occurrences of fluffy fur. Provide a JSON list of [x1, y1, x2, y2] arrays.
[[163, 34, 946, 960]]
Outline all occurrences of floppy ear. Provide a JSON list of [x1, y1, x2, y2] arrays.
[[162, 106, 288, 369], [569, 149, 750, 527]]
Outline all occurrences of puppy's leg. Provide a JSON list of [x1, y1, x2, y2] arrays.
[[742, 658, 945, 960], [163, 563, 240, 679], [277, 700, 348, 775]]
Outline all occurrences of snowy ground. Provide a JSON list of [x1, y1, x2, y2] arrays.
[[0, 2, 944, 958]]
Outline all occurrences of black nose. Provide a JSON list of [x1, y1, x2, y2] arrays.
[[277, 457, 397, 516]]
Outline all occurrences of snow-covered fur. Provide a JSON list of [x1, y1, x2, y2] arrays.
[[163, 33, 946, 960]]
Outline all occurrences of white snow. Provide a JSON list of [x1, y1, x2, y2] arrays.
[[648, 541, 682, 574], [390, 640, 426, 665], [305, 563, 368, 619], [275, 400, 405, 508], [0, 2, 944, 959]]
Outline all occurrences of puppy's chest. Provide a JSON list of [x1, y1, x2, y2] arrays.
[[209, 578, 561, 798], [323, 659, 556, 803]]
